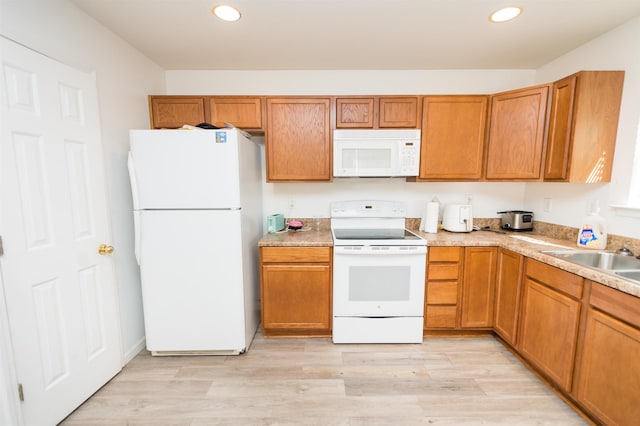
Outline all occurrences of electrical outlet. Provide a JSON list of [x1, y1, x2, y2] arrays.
[[288, 199, 296, 210], [544, 197, 552, 213]]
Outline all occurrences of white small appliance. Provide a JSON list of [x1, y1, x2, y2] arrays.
[[443, 203, 473, 233], [128, 128, 262, 355], [331, 200, 427, 343], [333, 129, 421, 177]]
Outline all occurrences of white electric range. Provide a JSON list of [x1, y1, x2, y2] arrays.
[[331, 200, 427, 343]]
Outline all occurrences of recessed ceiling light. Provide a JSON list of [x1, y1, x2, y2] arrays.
[[489, 6, 523, 23], [212, 4, 241, 22]]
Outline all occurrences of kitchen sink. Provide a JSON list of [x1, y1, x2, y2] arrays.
[[541, 250, 640, 285], [615, 270, 640, 283], [542, 250, 640, 271]]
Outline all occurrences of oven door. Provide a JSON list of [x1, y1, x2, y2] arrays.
[[333, 245, 426, 317]]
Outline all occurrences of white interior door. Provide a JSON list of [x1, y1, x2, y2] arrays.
[[0, 37, 122, 425]]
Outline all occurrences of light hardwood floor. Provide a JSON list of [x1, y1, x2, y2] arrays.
[[60, 332, 587, 425]]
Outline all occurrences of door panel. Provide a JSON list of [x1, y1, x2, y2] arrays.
[[0, 37, 121, 426]]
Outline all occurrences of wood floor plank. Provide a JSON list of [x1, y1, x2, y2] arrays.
[[60, 333, 587, 425]]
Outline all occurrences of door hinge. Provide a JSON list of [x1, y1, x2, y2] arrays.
[[0, 235, 3, 256], [18, 383, 24, 402]]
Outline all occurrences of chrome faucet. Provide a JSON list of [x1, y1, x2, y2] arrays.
[[617, 242, 635, 256]]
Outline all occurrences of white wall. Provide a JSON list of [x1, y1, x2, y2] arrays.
[[167, 21, 640, 241], [0, 0, 165, 364], [524, 16, 640, 239], [167, 70, 536, 220]]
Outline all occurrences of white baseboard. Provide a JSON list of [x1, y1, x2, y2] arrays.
[[123, 337, 146, 364]]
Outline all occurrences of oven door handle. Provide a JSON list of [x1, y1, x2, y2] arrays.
[[334, 246, 427, 255]]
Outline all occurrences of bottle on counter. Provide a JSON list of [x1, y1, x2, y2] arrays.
[[577, 206, 607, 250]]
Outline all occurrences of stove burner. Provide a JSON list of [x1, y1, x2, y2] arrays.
[[333, 228, 422, 241]]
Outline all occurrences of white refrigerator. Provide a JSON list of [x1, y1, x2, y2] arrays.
[[128, 128, 263, 355]]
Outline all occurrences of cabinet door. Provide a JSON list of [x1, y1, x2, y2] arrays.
[[419, 96, 488, 180], [208, 97, 263, 129], [460, 247, 497, 328], [544, 71, 624, 183], [261, 263, 332, 332], [544, 75, 576, 180], [266, 97, 332, 181], [378, 96, 420, 128], [575, 308, 640, 425], [518, 278, 581, 392], [336, 97, 375, 128], [493, 249, 523, 345], [149, 96, 205, 129], [485, 85, 549, 180]]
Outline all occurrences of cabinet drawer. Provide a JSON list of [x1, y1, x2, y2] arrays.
[[427, 264, 460, 280], [428, 247, 463, 262], [261, 247, 331, 263], [525, 258, 584, 299], [426, 281, 458, 304], [590, 282, 640, 329], [425, 306, 457, 328]]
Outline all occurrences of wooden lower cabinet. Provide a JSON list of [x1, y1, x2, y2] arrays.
[[518, 259, 584, 393], [573, 282, 640, 425], [424, 246, 496, 331], [424, 247, 462, 330], [460, 247, 497, 328], [260, 247, 332, 337], [493, 249, 524, 346]]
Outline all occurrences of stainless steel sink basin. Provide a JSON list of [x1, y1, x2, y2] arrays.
[[542, 250, 640, 271], [615, 270, 640, 283], [541, 250, 640, 285]]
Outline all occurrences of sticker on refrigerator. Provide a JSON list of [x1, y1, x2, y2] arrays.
[[215, 131, 227, 143]]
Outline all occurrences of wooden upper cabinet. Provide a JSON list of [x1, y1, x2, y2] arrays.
[[149, 96, 205, 128], [265, 97, 332, 181], [485, 85, 549, 180], [378, 96, 421, 128], [544, 71, 624, 183], [336, 97, 375, 128], [418, 95, 488, 180], [336, 96, 420, 128], [208, 97, 263, 130]]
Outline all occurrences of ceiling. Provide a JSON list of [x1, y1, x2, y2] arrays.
[[71, 0, 640, 70]]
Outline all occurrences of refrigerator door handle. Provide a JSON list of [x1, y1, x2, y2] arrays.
[[133, 210, 141, 265], [127, 152, 140, 210], [128, 152, 141, 265]]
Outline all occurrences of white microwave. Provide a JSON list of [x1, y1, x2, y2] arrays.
[[333, 129, 421, 177]]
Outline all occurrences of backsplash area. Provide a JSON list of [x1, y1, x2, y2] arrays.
[[533, 221, 640, 255]]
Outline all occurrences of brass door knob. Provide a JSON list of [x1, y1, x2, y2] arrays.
[[98, 244, 114, 255]]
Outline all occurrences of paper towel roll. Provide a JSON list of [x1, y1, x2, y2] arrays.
[[424, 201, 439, 233]]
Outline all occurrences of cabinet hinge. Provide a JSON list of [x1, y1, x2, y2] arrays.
[[18, 383, 24, 402], [0, 235, 3, 256]]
